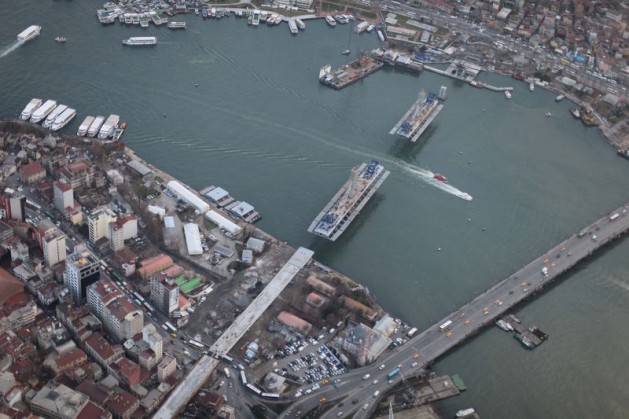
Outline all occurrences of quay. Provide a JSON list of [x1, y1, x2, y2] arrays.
[[319, 55, 384, 90], [424, 64, 513, 92]]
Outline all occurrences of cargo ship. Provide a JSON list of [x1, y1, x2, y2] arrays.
[[87, 116, 105, 137], [30, 100, 57, 123], [17, 25, 41, 42], [51, 108, 76, 131], [42, 104, 68, 129], [122, 36, 157, 46], [98, 114, 120, 139], [20, 98, 42, 120], [307, 161, 390, 241], [77, 116, 95, 136], [389, 89, 444, 142]]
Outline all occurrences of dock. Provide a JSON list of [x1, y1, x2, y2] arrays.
[[424, 64, 513, 92], [389, 89, 445, 142], [501, 315, 548, 349], [319, 55, 384, 90], [307, 161, 390, 241]]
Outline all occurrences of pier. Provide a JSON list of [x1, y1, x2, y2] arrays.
[[319, 55, 384, 90], [424, 64, 513, 92]]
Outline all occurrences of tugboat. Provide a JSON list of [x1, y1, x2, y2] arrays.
[[55, 36, 67, 43], [433, 173, 447, 182]]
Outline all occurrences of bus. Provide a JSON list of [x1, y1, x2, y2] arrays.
[[45, 210, 56, 220], [143, 302, 155, 313], [261, 393, 280, 399], [133, 292, 145, 303], [112, 272, 125, 283], [246, 384, 262, 395], [219, 354, 234, 363], [240, 370, 247, 385], [188, 339, 205, 350], [439, 320, 453, 332], [387, 368, 401, 380], [406, 327, 418, 338], [165, 322, 177, 333], [25, 199, 41, 211]]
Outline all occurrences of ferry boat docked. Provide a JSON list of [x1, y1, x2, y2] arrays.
[[295, 18, 305, 30], [20, 98, 42, 120], [51, 108, 76, 131], [17, 25, 41, 42], [42, 105, 67, 128], [167, 21, 186, 29], [504, 90, 512, 99], [288, 20, 298, 34], [122, 36, 157, 46], [77, 116, 95, 136], [456, 408, 476, 418], [325, 16, 337, 27], [555, 94, 565, 102], [98, 114, 120, 139], [495, 319, 513, 332], [87, 116, 105, 137], [30, 100, 57, 123]]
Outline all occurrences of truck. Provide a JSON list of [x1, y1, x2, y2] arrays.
[[223, 368, 230, 378], [541, 266, 549, 277], [406, 327, 418, 338], [610, 213, 620, 221]]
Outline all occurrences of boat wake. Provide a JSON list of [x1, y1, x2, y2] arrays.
[[398, 163, 473, 201], [0, 41, 23, 58]]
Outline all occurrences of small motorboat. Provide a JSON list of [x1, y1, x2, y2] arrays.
[[341, 49, 350, 55], [55, 36, 67, 43], [433, 173, 447, 182]]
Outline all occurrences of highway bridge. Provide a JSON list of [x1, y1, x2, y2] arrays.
[[280, 203, 629, 418]]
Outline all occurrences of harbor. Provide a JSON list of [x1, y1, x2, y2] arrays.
[[319, 55, 384, 90]]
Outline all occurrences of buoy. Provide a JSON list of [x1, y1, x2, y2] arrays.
[[437, 247, 442, 251]]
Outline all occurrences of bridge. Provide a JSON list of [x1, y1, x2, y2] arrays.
[[281, 203, 629, 418]]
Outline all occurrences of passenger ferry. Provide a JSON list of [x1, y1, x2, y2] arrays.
[[17, 25, 41, 42], [87, 116, 105, 137], [122, 36, 157, 46], [295, 18, 305, 30], [20, 98, 42, 120], [325, 16, 337, 27], [77, 116, 95, 136], [42, 104, 68, 128], [51, 108, 76, 131], [168, 22, 186, 29], [30, 100, 57, 123], [98, 114, 120, 138], [288, 20, 298, 35]]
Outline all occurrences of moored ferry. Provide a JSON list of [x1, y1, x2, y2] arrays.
[[98, 114, 120, 139], [20, 98, 42, 120], [87, 116, 105, 137], [325, 16, 337, 27], [42, 104, 68, 129], [168, 21, 186, 29], [77, 116, 95, 136], [51, 108, 76, 131], [295, 18, 305, 30], [122, 36, 157, 46], [30, 99, 57, 123], [288, 20, 298, 34]]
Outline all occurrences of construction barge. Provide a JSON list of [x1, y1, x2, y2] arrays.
[[319, 55, 384, 90], [308, 161, 390, 241], [390, 89, 445, 142]]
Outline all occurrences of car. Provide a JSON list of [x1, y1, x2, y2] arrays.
[[412, 353, 421, 359], [411, 362, 418, 367], [523, 288, 529, 293], [337, 412, 343, 417], [379, 364, 385, 370], [373, 379, 378, 385]]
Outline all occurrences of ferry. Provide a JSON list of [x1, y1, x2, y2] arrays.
[[288, 20, 298, 35], [139, 14, 149, 28], [555, 94, 565, 102], [122, 36, 157, 46], [30, 100, 57, 123], [455, 408, 476, 418], [54, 36, 67, 43], [295, 18, 305, 30], [87, 116, 105, 137], [569, 108, 581, 119], [124, 14, 133, 24], [98, 114, 120, 138], [42, 104, 67, 128], [468, 80, 482, 88], [252, 10, 260, 26], [168, 22, 186, 29], [433, 173, 447, 182], [325, 16, 337, 27], [20, 98, 43, 120], [77, 116, 95, 136], [504, 90, 512, 99], [51, 108, 76, 131], [17, 25, 41, 42]]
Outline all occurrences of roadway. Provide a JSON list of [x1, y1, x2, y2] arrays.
[[280, 203, 629, 418]]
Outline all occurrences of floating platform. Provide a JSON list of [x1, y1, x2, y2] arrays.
[[319, 55, 383, 90], [308, 161, 390, 241], [502, 315, 548, 349], [451, 374, 467, 392], [390, 89, 444, 142]]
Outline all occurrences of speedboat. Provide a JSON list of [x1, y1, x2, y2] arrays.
[[341, 49, 350, 55], [545, 112, 552, 117], [504, 90, 511, 99], [55, 36, 67, 43], [433, 173, 447, 182]]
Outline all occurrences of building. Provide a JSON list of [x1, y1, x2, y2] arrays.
[[88, 207, 117, 244], [109, 215, 137, 251], [340, 323, 391, 366], [6, 195, 26, 222], [183, 223, 203, 256], [20, 161, 46, 184], [9, 241, 29, 263], [157, 355, 176, 382], [142, 324, 163, 361], [0, 292, 37, 334], [43, 348, 88, 375], [64, 249, 101, 304], [137, 254, 173, 279], [0, 220, 13, 243], [53, 181, 74, 214], [277, 311, 312, 335], [150, 276, 179, 315], [105, 390, 139, 419], [87, 279, 123, 321], [30, 381, 110, 419], [106, 297, 144, 342], [166, 180, 210, 213], [108, 357, 141, 388], [42, 230, 67, 268], [59, 160, 94, 189], [84, 332, 123, 368]]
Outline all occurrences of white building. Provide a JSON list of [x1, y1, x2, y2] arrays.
[[183, 223, 203, 256], [167, 180, 210, 213], [205, 210, 242, 235], [88, 207, 117, 244], [143, 324, 163, 360], [42, 230, 67, 268], [109, 215, 137, 251]]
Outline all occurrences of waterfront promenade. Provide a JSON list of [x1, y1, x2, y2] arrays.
[[283, 203, 629, 418]]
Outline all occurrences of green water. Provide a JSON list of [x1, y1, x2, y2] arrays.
[[2, 1, 629, 417]]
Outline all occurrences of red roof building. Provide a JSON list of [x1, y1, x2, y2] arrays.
[[104, 390, 139, 419], [137, 254, 173, 279], [20, 161, 46, 184], [84, 332, 123, 368], [108, 357, 141, 388]]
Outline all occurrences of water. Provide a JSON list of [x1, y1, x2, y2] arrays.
[[3, 2, 629, 417]]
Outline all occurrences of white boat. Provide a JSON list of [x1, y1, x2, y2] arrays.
[[87, 116, 105, 137], [341, 49, 350, 55], [545, 112, 552, 117], [555, 94, 565, 102], [504, 90, 512, 99], [122, 36, 157, 46], [54, 36, 67, 43], [288, 20, 298, 34], [456, 408, 476, 418], [274, 15, 282, 25], [20, 98, 42, 120], [17, 25, 41, 42], [30, 99, 57, 123], [98, 114, 120, 139], [295, 18, 305, 30], [167, 21, 186, 29], [42, 104, 68, 128], [77, 116, 95, 136], [266, 13, 276, 25], [495, 319, 512, 331], [325, 16, 337, 27], [354, 21, 369, 33], [366, 24, 375, 32], [51, 108, 76, 131], [252, 10, 260, 26], [529, 81, 534, 91]]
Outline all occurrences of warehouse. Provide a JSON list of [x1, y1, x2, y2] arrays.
[[183, 223, 203, 256], [166, 181, 210, 213], [204, 210, 242, 236]]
